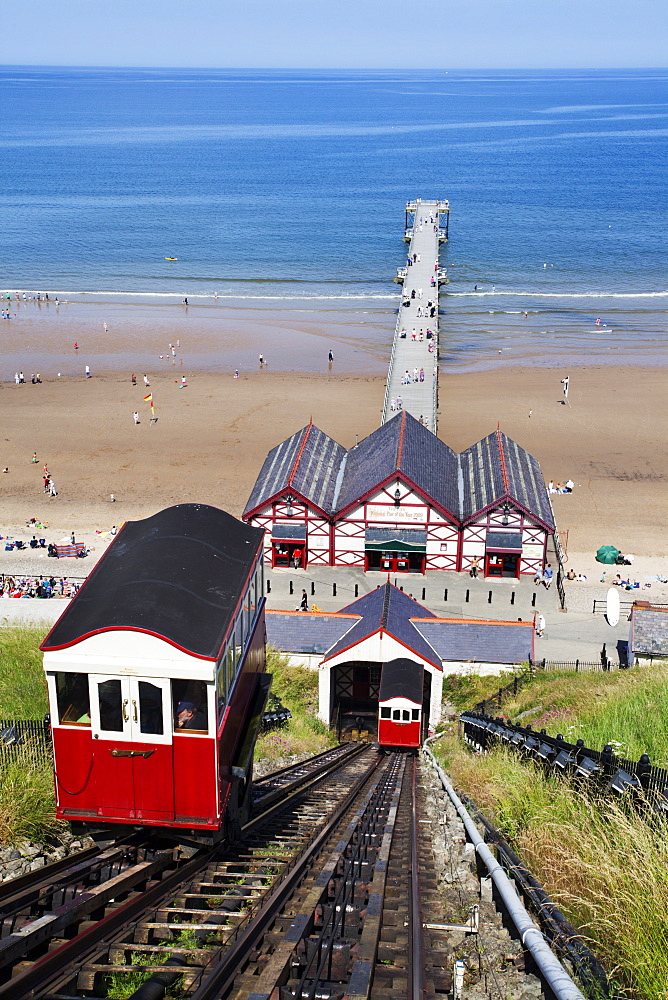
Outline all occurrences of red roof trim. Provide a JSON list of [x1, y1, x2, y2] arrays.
[[242, 485, 330, 522], [396, 410, 406, 468], [411, 616, 534, 628], [40, 625, 218, 660], [334, 471, 458, 523], [496, 428, 510, 494], [321, 625, 442, 671], [288, 422, 313, 487]]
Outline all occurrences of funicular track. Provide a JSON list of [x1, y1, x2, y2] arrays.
[[0, 744, 590, 1000]]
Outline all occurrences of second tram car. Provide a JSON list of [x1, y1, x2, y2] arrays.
[[377, 657, 424, 750], [41, 504, 269, 846]]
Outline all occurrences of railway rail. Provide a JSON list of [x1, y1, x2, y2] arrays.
[[0, 743, 593, 1000]]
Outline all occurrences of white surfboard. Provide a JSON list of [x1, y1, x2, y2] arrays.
[[606, 587, 620, 627]]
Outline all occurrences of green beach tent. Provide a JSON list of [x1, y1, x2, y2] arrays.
[[595, 545, 620, 565]]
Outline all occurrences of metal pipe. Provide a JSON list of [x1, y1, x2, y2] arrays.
[[423, 735, 587, 1000]]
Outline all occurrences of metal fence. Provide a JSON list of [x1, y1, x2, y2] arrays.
[[460, 711, 668, 814], [0, 718, 52, 764]]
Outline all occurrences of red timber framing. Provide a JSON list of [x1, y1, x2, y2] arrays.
[[332, 479, 459, 574], [460, 510, 549, 577]]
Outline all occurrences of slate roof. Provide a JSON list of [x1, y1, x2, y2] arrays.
[[631, 606, 668, 655], [265, 612, 357, 656], [325, 583, 441, 666], [41, 505, 264, 660], [459, 429, 554, 528], [414, 618, 533, 664], [244, 422, 346, 517], [333, 412, 459, 516], [245, 416, 553, 530]]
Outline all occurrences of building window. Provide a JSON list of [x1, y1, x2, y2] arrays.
[[412, 709, 420, 720], [380, 707, 391, 719]]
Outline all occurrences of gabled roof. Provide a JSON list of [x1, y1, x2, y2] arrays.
[[41, 504, 264, 660], [334, 412, 459, 516], [325, 583, 440, 666], [265, 611, 358, 656], [459, 429, 554, 528], [244, 422, 346, 517], [414, 617, 533, 664]]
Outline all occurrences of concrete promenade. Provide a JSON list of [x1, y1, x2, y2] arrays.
[[381, 198, 449, 432]]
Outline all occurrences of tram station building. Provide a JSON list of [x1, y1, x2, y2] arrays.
[[244, 411, 555, 579], [265, 582, 534, 735]]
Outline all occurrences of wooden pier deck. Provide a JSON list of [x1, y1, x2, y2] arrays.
[[382, 198, 449, 433]]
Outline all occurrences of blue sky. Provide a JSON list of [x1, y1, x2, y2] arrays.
[[5, 0, 667, 68]]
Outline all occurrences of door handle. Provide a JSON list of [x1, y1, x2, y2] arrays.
[[122, 699, 129, 722], [110, 749, 155, 758], [132, 699, 138, 722]]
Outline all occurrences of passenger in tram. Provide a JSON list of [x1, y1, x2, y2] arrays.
[[176, 700, 207, 731]]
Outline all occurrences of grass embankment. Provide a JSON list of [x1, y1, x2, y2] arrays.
[[0, 627, 58, 845], [255, 647, 334, 765], [438, 666, 668, 999]]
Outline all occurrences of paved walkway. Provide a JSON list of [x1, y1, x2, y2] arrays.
[[382, 199, 448, 432], [262, 565, 634, 666]]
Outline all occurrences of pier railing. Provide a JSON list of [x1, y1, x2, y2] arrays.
[[381, 309, 405, 423]]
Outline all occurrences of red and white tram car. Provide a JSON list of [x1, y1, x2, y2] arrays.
[[377, 658, 424, 750], [41, 504, 269, 845]]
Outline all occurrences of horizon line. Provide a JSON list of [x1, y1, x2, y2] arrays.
[[2, 64, 667, 73]]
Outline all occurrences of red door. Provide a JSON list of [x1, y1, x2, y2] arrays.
[[91, 676, 175, 821]]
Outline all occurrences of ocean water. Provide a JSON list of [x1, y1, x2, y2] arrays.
[[0, 66, 666, 371]]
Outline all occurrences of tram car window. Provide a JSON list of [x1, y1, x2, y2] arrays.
[[55, 672, 90, 726], [377, 657, 424, 751], [40, 504, 269, 847]]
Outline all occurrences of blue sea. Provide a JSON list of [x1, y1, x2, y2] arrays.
[[0, 67, 666, 372]]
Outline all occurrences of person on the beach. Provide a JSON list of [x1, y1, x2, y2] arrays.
[[48, 478, 57, 497], [131, 373, 137, 385], [328, 350, 334, 362], [259, 354, 264, 365], [19, 372, 25, 383], [234, 370, 239, 379], [143, 374, 150, 387], [85, 365, 91, 378], [133, 411, 140, 425], [103, 322, 108, 333], [183, 297, 188, 306], [31, 452, 38, 463]]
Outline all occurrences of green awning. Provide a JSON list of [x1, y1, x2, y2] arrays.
[[365, 528, 427, 552]]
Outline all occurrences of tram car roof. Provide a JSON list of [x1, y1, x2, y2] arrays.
[[379, 658, 424, 705], [41, 504, 264, 660]]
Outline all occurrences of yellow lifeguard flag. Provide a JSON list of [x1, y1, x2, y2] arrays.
[[143, 393, 153, 402]]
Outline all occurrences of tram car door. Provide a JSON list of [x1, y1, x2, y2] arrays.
[[377, 658, 424, 750]]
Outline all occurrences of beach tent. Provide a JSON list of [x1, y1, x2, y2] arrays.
[[596, 545, 620, 565]]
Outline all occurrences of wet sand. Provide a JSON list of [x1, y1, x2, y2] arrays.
[[0, 363, 666, 584]]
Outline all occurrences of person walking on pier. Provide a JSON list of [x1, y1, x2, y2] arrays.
[[396, 395, 403, 409]]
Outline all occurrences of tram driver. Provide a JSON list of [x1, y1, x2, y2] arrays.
[[175, 699, 207, 731]]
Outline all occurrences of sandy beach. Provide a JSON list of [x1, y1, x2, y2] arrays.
[[0, 360, 666, 587]]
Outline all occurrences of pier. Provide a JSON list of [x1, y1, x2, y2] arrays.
[[381, 198, 449, 433]]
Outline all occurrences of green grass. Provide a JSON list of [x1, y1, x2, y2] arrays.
[[0, 628, 58, 845], [0, 627, 49, 719], [255, 647, 335, 764], [449, 665, 668, 766], [0, 742, 60, 845], [438, 663, 668, 999]]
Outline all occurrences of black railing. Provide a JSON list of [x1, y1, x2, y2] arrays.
[[460, 711, 668, 813]]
